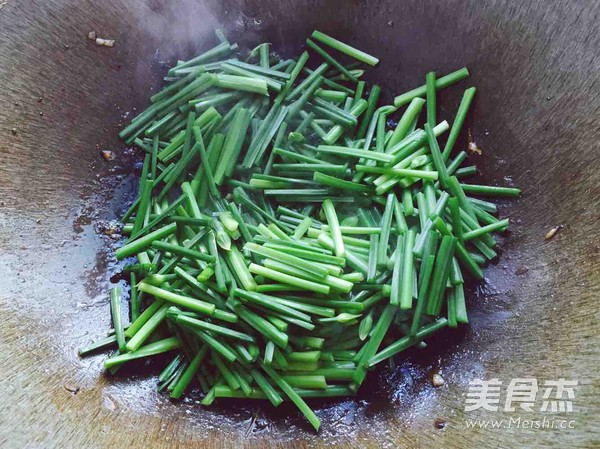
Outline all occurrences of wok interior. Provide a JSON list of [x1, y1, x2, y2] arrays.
[[0, 0, 598, 447]]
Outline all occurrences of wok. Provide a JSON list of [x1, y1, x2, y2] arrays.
[[1, 0, 599, 447]]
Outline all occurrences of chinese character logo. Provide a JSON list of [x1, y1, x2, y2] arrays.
[[540, 379, 578, 412], [465, 378, 578, 413], [465, 378, 503, 411], [505, 378, 538, 412]]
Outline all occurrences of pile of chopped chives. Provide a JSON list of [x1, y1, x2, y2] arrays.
[[80, 29, 520, 431]]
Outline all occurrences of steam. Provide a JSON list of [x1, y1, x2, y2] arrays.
[[130, 0, 221, 65], [122, 0, 270, 104]]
